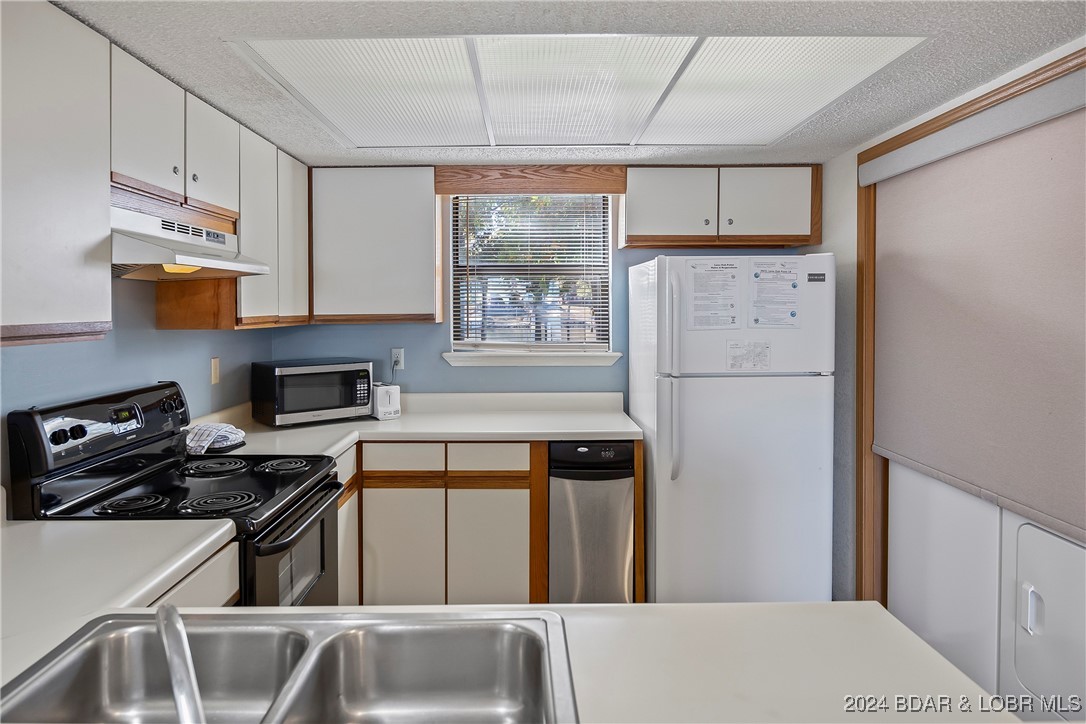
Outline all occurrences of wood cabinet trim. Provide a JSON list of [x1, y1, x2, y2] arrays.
[[1, 321, 111, 346], [111, 171, 185, 204], [809, 164, 823, 246], [310, 314, 438, 324], [446, 476, 531, 490], [183, 196, 239, 220], [528, 441, 549, 604], [362, 470, 447, 489], [111, 185, 236, 235], [858, 48, 1086, 165], [435, 165, 627, 194], [337, 473, 360, 508], [156, 279, 237, 330]]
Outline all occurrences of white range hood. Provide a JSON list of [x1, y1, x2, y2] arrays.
[[110, 206, 270, 281]]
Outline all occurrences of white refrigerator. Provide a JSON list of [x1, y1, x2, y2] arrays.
[[629, 253, 835, 602]]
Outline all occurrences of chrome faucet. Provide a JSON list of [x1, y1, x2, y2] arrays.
[[156, 604, 206, 724]]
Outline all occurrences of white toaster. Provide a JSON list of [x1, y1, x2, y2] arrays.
[[372, 383, 401, 420]]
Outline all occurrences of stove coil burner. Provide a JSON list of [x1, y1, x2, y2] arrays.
[[94, 494, 171, 516], [178, 491, 262, 516], [254, 458, 310, 474], [178, 458, 249, 478]]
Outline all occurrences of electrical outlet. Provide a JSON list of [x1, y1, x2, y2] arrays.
[[210, 357, 220, 385], [391, 348, 405, 371]]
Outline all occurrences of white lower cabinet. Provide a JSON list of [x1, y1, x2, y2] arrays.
[[361, 488, 445, 605], [337, 491, 360, 605], [150, 543, 240, 608], [447, 489, 530, 604]]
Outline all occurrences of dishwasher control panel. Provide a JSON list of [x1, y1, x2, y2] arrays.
[[548, 441, 635, 471]]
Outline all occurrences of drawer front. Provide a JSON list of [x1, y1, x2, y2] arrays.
[[447, 443, 530, 471], [151, 543, 240, 608], [362, 442, 444, 471]]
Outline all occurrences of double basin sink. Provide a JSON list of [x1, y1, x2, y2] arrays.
[[0, 611, 578, 723]]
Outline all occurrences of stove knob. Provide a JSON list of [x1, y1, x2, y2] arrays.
[[49, 428, 70, 446], [174, 397, 186, 411], [69, 424, 88, 440], [160, 400, 176, 414]]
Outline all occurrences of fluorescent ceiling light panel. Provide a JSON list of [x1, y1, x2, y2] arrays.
[[638, 36, 926, 146], [242, 38, 489, 147], [473, 36, 696, 145]]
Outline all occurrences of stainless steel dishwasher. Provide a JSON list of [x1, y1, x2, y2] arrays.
[[549, 441, 635, 603]]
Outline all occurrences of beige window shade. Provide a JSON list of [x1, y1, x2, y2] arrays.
[[873, 109, 1086, 543]]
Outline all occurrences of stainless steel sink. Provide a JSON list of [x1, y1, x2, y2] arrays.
[[1, 612, 578, 724], [0, 622, 309, 723]]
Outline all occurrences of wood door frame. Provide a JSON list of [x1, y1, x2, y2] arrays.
[[853, 48, 1085, 604]]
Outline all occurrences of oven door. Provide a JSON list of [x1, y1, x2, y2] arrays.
[[242, 480, 342, 606], [274, 364, 371, 425]]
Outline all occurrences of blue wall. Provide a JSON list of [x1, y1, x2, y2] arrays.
[[273, 247, 796, 399], [0, 279, 274, 417], [1, 248, 797, 421]]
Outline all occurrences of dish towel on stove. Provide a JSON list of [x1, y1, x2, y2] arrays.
[[184, 423, 246, 455]]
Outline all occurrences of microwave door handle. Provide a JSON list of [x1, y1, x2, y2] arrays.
[[253, 484, 342, 556]]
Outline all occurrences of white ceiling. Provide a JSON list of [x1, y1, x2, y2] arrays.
[[57, 1, 1086, 166]]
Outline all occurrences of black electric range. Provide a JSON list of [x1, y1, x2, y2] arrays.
[[6, 382, 342, 605]]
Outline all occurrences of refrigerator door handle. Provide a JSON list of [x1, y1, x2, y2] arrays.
[[670, 271, 681, 374], [670, 379, 681, 481]]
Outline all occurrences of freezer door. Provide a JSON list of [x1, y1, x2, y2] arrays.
[[661, 254, 835, 375], [653, 375, 833, 602]]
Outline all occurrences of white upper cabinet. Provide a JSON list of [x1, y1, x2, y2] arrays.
[[719, 167, 812, 237], [311, 167, 439, 320], [237, 128, 279, 321], [625, 167, 718, 237], [1, 1, 112, 342], [110, 46, 185, 197], [185, 93, 240, 214], [277, 151, 310, 319]]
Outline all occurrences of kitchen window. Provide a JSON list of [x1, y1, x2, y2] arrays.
[[443, 194, 621, 366]]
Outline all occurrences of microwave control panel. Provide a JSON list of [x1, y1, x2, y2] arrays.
[[355, 370, 370, 406]]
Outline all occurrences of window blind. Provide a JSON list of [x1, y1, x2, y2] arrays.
[[450, 194, 611, 351]]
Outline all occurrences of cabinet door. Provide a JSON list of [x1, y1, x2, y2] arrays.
[[337, 491, 360, 605], [625, 167, 718, 238], [110, 47, 185, 197], [185, 93, 240, 215], [277, 151, 310, 320], [311, 167, 439, 320], [719, 167, 811, 236], [236, 128, 280, 322], [1, 2, 112, 339], [447, 489, 530, 604], [361, 488, 445, 605], [151, 544, 241, 607]]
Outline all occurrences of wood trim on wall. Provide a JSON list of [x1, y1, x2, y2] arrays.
[[435, 165, 627, 194], [310, 314, 438, 324], [855, 183, 888, 605], [0, 321, 111, 346], [809, 164, 824, 246], [858, 48, 1086, 165], [529, 441, 549, 604], [634, 439, 646, 603]]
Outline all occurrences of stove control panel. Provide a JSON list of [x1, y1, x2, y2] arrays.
[[7, 382, 191, 480]]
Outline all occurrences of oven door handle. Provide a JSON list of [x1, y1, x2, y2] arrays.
[[253, 484, 342, 556]]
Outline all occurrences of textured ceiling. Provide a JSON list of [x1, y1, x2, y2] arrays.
[[57, 1, 1086, 166]]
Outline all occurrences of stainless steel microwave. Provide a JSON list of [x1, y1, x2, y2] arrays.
[[251, 358, 372, 426]]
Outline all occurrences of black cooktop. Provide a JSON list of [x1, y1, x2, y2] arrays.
[[38, 444, 335, 534]]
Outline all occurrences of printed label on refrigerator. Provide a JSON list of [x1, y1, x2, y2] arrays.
[[686, 259, 741, 330], [749, 259, 801, 328], [727, 340, 771, 370]]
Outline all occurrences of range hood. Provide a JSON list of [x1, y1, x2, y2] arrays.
[[111, 206, 270, 281]]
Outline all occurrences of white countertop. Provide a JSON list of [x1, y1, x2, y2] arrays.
[[73, 601, 1009, 723], [0, 505, 235, 685], [199, 392, 643, 459]]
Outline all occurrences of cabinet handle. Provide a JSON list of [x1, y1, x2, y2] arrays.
[[703, 218, 711, 226], [172, 166, 180, 175], [191, 173, 199, 183], [727, 218, 734, 225]]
